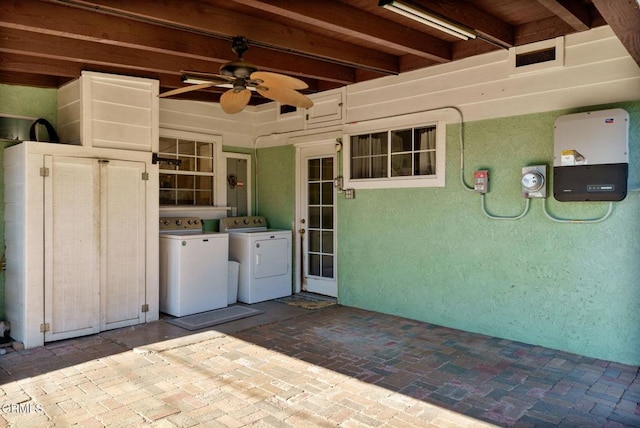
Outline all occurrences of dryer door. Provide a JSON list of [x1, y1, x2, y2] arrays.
[[254, 238, 289, 278]]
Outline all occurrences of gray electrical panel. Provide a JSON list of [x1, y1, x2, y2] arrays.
[[553, 108, 629, 202]]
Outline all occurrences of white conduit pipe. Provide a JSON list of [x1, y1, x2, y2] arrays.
[[480, 194, 530, 220], [542, 199, 614, 224]]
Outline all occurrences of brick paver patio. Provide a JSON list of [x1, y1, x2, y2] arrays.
[[1, 301, 639, 427]]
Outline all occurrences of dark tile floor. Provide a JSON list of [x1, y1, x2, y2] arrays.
[[1, 300, 639, 427]]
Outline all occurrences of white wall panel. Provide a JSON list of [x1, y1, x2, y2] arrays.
[[159, 98, 254, 148]]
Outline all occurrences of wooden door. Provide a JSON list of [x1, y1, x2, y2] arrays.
[[44, 156, 101, 342]]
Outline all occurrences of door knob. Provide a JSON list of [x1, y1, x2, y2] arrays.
[[299, 229, 305, 234]]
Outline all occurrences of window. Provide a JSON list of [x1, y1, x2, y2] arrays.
[[350, 126, 436, 179], [158, 131, 222, 206], [344, 111, 446, 189]]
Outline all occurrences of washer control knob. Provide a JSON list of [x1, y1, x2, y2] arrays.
[[234, 219, 239, 225], [258, 218, 264, 224], [176, 219, 183, 226], [243, 218, 250, 225]]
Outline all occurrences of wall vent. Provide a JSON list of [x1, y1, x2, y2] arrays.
[[515, 47, 556, 67], [509, 37, 564, 75]]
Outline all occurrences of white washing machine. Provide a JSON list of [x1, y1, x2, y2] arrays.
[[220, 216, 292, 304], [160, 217, 229, 317]]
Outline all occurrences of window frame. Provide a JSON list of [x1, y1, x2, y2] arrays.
[[158, 129, 224, 207], [343, 111, 447, 189]]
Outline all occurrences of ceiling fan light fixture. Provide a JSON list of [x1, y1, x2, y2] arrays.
[[378, 0, 476, 40]]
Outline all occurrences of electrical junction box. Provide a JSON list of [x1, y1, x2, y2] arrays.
[[553, 108, 629, 202], [474, 170, 489, 193]]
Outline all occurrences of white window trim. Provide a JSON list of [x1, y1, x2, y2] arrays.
[[158, 128, 225, 207], [343, 111, 447, 189]]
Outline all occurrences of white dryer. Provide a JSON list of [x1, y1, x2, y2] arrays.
[[220, 216, 292, 304]]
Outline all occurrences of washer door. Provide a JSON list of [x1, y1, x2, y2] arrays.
[[254, 237, 289, 278]]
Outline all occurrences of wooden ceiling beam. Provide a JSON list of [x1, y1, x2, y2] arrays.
[[49, 0, 400, 75], [0, 53, 273, 104], [591, 0, 640, 66], [227, 0, 451, 62], [537, 0, 591, 31], [2, 0, 355, 84], [0, 71, 71, 89], [515, 16, 576, 46]]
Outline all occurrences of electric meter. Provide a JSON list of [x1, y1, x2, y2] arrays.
[[521, 165, 547, 198]]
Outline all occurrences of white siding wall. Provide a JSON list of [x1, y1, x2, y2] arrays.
[[162, 26, 638, 147]]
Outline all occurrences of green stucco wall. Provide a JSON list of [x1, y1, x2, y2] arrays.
[[255, 145, 296, 230], [0, 84, 58, 320], [334, 102, 640, 365]]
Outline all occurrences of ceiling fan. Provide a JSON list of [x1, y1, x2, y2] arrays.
[[159, 36, 314, 114]]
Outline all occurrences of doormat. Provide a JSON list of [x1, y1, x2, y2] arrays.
[[276, 294, 337, 310], [167, 305, 263, 331]]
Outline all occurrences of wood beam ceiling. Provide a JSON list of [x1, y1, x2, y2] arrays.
[[591, 0, 640, 66]]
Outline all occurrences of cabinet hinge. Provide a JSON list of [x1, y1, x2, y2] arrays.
[[40, 323, 50, 333], [40, 167, 50, 177], [141, 304, 149, 313], [141, 172, 149, 181]]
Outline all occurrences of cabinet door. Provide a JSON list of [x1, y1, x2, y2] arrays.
[[44, 156, 101, 342], [101, 160, 147, 330]]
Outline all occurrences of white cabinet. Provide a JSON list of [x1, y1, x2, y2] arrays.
[[4, 142, 159, 348], [57, 71, 159, 152], [305, 88, 345, 129]]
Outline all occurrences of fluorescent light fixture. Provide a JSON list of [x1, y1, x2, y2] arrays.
[[182, 75, 257, 91], [378, 0, 476, 40], [182, 76, 213, 85]]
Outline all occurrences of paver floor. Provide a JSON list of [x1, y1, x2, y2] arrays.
[[0, 301, 638, 427]]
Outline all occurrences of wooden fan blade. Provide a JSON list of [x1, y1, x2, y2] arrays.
[[220, 88, 251, 114], [250, 71, 308, 90], [256, 86, 313, 109], [159, 83, 215, 98]]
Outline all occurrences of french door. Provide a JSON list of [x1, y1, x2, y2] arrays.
[[297, 143, 338, 297]]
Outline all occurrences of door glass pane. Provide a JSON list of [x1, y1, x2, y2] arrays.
[[309, 207, 320, 228], [309, 230, 321, 252], [322, 231, 333, 254], [321, 207, 333, 229], [308, 158, 320, 181], [322, 255, 334, 278], [322, 182, 333, 205], [308, 183, 320, 205], [322, 157, 333, 180], [306, 156, 335, 281], [309, 254, 321, 276]]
